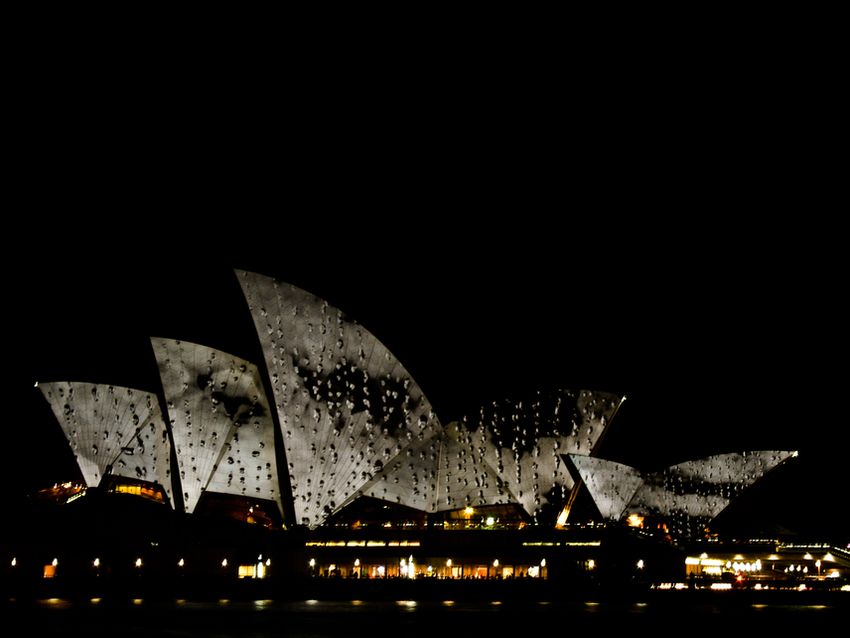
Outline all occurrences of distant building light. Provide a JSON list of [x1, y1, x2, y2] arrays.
[[93, 558, 100, 568], [135, 558, 143, 568], [464, 507, 474, 516], [354, 559, 360, 567], [52, 558, 59, 567], [637, 560, 645, 570], [237, 565, 254, 579], [222, 559, 228, 568], [626, 514, 644, 528], [178, 558, 185, 567], [493, 559, 499, 568], [485, 517, 495, 527], [563, 541, 601, 547], [804, 553, 813, 560], [540, 559, 546, 567], [587, 559, 596, 570], [446, 559, 452, 567], [11, 557, 16, 567], [309, 558, 316, 568], [266, 558, 271, 567]]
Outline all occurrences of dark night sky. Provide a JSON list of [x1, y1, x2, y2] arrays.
[[5, 40, 846, 540]]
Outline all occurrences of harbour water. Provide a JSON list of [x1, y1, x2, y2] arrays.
[[5, 595, 847, 637]]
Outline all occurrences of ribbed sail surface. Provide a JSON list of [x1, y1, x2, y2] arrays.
[[627, 450, 797, 536], [39, 382, 173, 505], [354, 421, 512, 512], [466, 390, 624, 518], [236, 270, 441, 527], [152, 338, 281, 514], [567, 454, 643, 520]]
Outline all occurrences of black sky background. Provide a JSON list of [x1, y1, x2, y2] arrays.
[[5, 37, 847, 540]]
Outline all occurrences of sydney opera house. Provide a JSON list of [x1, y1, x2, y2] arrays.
[[4, 271, 847, 596]]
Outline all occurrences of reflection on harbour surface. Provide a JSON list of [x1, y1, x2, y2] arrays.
[[3, 596, 848, 638]]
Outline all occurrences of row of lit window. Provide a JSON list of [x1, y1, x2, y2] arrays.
[[308, 556, 549, 578], [303, 540, 600, 549], [521, 541, 601, 547], [11, 555, 273, 579], [305, 540, 421, 547]]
